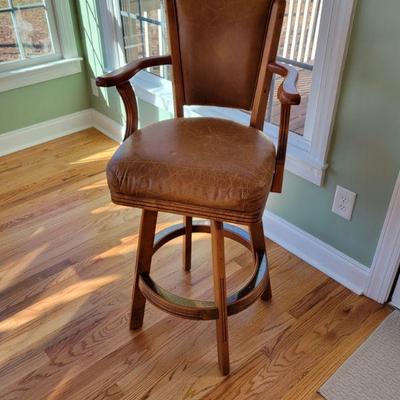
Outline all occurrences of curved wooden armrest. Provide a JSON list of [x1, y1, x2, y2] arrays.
[[96, 55, 172, 141], [96, 55, 172, 87], [268, 62, 301, 106], [268, 62, 301, 193]]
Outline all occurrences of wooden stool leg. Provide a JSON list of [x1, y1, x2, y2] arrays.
[[210, 220, 230, 375], [130, 209, 158, 330], [183, 216, 192, 271], [249, 221, 272, 301]]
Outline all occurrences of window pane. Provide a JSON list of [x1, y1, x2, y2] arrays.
[[15, 7, 53, 58], [121, 14, 143, 61], [13, 0, 44, 6], [268, 0, 323, 136], [0, 12, 20, 62], [120, 0, 139, 14], [0, 0, 10, 9], [120, 0, 170, 78]]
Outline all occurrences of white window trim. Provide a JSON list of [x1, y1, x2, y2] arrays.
[[97, 0, 125, 71], [100, 0, 356, 186], [305, 0, 357, 178], [0, 0, 82, 93]]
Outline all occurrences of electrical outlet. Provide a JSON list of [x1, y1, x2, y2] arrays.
[[332, 185, 357, 220], [90, 78, 99, 97]]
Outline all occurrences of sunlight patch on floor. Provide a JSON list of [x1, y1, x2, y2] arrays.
[[0, 244, 48, 292], [78, 179, 109, 191], [0, 275, 119, 333], [90, 204, 116, 214], [47, 367, 81, 400], [29, 226, 46, 238], [69, 149, 115, 165]]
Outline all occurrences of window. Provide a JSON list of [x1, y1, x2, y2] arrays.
[[0, 0, 61, 72], [101, 0, 356, 186], [0, 0, 82, 93], [119, 0, 169, 79], [274, 0, 323, 136]]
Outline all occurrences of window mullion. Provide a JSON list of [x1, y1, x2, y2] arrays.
[[42, 2, 56, 57], [9, 0, 26, 60], [13, 4, 46, 11]]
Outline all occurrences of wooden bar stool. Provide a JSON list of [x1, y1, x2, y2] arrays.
[[96, 0, 300, 375]]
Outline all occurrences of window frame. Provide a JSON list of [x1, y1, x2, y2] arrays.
[[100, 0, 357, 186], [0, 0, 62, 73], [0, 0, 82, 93]]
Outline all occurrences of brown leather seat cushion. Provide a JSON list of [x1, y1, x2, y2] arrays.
[[106, 117, 276, 221]]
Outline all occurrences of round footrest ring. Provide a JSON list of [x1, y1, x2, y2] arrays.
[[138, 220, 269, 321]]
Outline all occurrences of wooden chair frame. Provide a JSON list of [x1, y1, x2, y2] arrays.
[[97, 0, 300, 375]]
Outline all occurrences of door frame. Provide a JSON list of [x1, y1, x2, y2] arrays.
[[365, 171, 400, 303]]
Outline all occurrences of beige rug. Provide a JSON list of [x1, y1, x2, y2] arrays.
[[319, 310, 400, 400]]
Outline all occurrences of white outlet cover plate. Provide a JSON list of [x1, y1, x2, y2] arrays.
[[332, 185, 357, 221]]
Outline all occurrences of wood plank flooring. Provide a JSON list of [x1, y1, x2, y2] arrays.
[[0, 129, 391, 400]]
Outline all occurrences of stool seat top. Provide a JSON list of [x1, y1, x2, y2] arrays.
[[106, 117, 276, 223]]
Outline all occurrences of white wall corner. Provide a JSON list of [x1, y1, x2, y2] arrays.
[[262, 210, 370, 295], [91, 109, 124, 144], [364, 172, 400, 303], [0, 109, 93, 157]]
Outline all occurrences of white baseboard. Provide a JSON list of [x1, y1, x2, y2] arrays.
[[91, 109, 124, 144], [263, 210, 370, 295], [0, 108, 125, 157], [0, 109, 93, 156]]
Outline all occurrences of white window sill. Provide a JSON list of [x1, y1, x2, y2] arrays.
[[0, 57, 83, 93], [132, 71, 327, 186]]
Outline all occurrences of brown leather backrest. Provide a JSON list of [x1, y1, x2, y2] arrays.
[[166, 0, 284, 113]]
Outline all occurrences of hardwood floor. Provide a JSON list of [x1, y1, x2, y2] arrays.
[[0, 129, 391, 400]]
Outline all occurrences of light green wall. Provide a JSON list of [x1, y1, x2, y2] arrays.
[[0, 0, 90, 135], [81, 0, 399, 266]]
